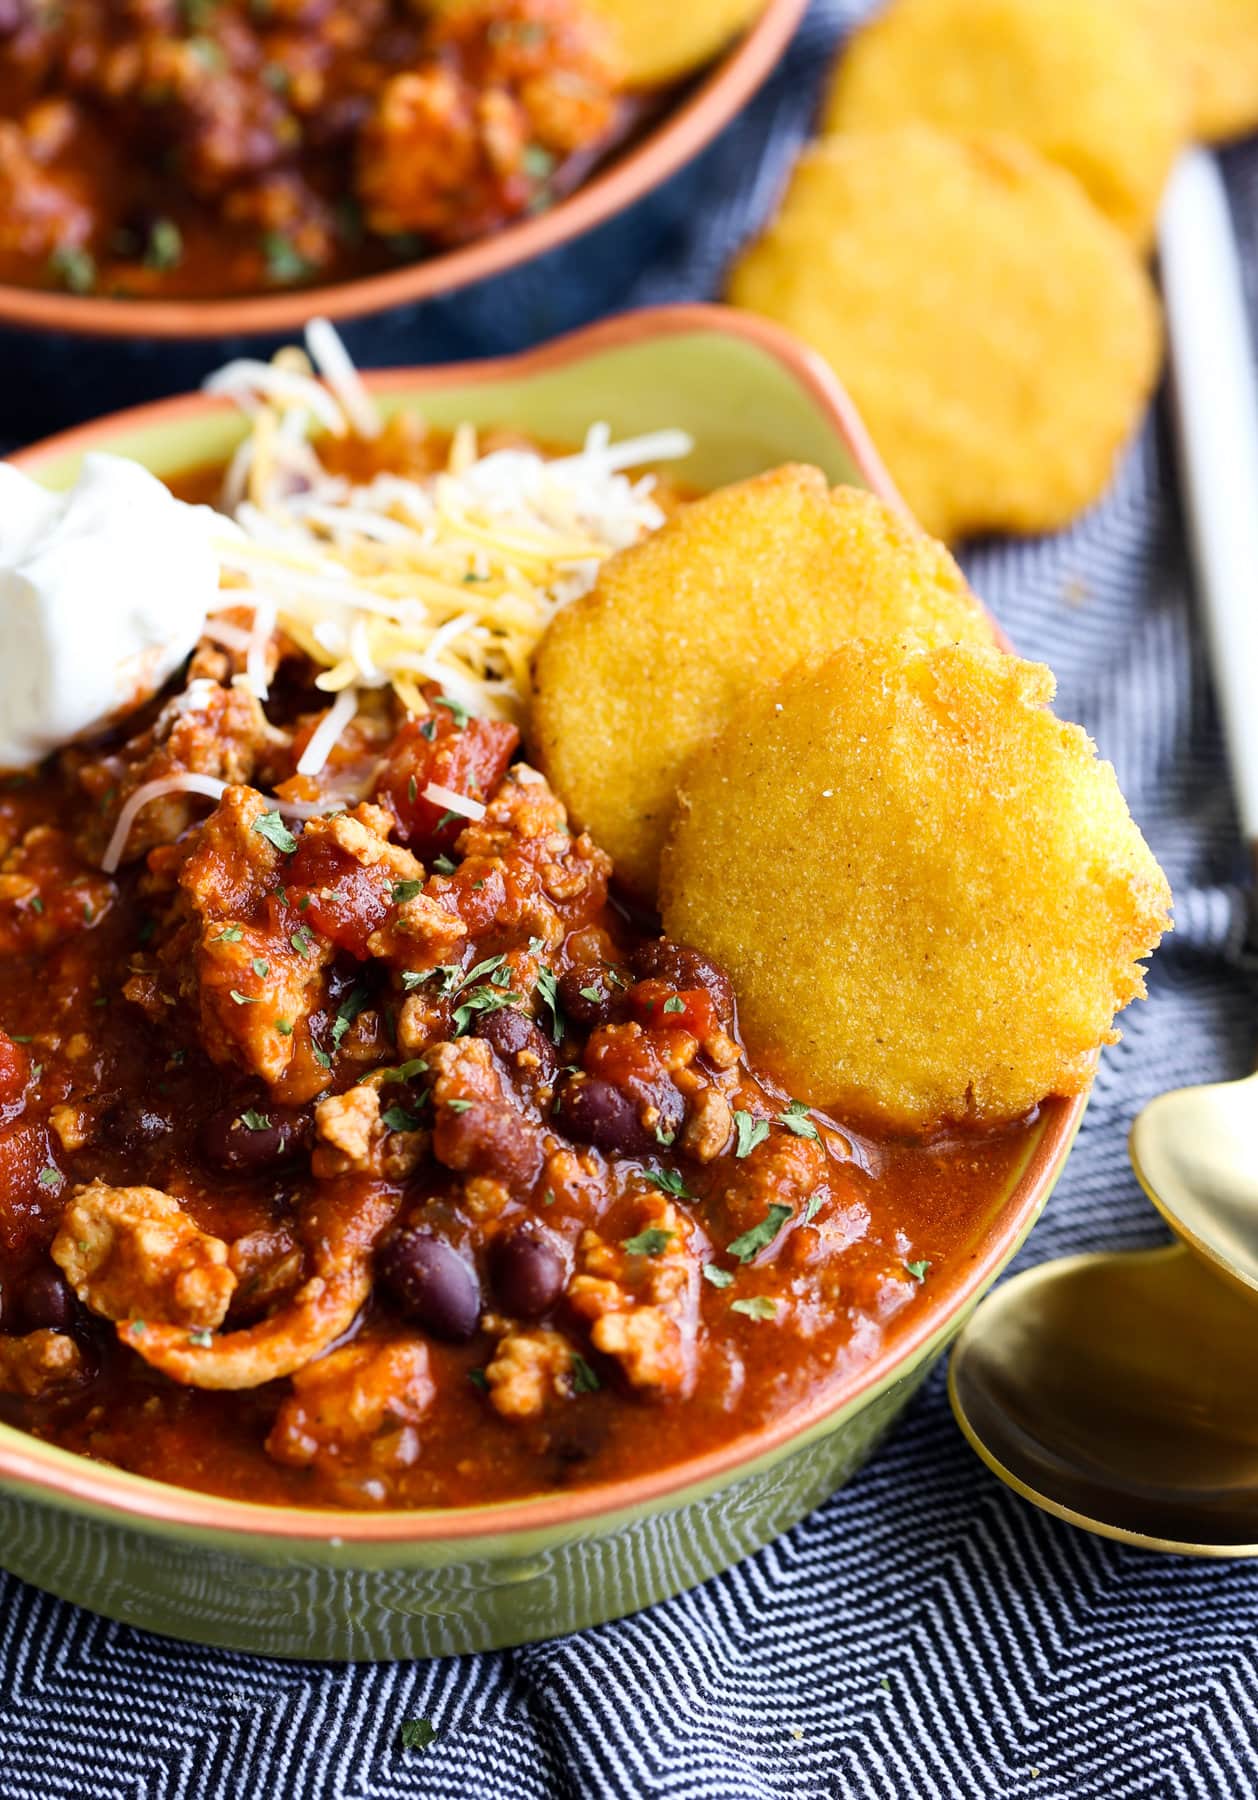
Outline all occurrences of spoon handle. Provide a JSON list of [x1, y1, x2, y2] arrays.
[[1159, 152, 1258, 862]]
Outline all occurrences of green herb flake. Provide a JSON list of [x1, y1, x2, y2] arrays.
[[187, 1328, 214, 1348], [29, 1063, 42, 1082], [261, 230, 314, 286], [434, 695, 470, 728], [622, 1227, 673, 1257], [380, 1058, 429, 1083], [662, 995, 685, 1015], [432, 854, 457, 875], [653, 1124, 676, 1148], [252, 810, 298, 854], [10, 1035, 32, 1044], [904, 1259, 931, 1283], [399, 1719, 438, 1752], [289, 927, 314, 958], [240, 1109, 271, 1131], [731, 1295, 777, 1321], [727, 1201, 792, 1265], [251, 957, 270, 979], [446, 1098, 473, 1114], [803, 1193, 824, 1225], [434, 809, 462, 832], [29, 896, 44, 915], [641, 1167, 692, 1200], [381, 1104, 421, 1133], [579, 984, 604, 1004], [229, 989, 260, 1006], [569, 1353, 600, 1394], [452, 986, 522, 1037], [467, 1368, 489, 1392], [49, 244, 96, 294], [732, 1111, 771, 1159], [214, 925, 244, 944], [777, 1099, 820, 1141], [703, 1263, 734, 1289], [392, 879, 423, 905], [275, 1018, 293, 1037], [534, 966, 565, 1045], [401, 964, 461, 994], [331, 984, 370, 1048], [312, 1045, 333, 1070], [37, 1166, 61, 1189], [542, 1187, 556, 1206], [418, 719, 438, 743], [144, 217, 183, 271]]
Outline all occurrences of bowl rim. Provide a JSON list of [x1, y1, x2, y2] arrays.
[[0, 300, 1088, 1545], [0, 0, 808, 342]]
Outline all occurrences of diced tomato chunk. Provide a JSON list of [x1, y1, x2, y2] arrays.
[[628, 979, 718, 1042], [285, 838, 392, 959], [375, 707, 519, 857], [0, 1030, 29, 1106], [0, 1124, 59, 1257]]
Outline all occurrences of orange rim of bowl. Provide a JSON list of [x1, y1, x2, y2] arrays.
[[0, 302, 1087, 1544], [0, 0, 808, 342]]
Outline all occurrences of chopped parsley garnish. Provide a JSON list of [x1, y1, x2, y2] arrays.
[[29, 1063, 42, 1082], [904, 1259, 931, 1283], [542, 1188, 556, 1206], [392, 880, 423, 905], [534, 966, 565, 1044], [727, 1202, 792, 1265], [462, 954, 507, 986], [49, 244, 96, 294], [452, 985, 523, 1036], [213, 925, 243, 943], [37, 1166, 61, 1188], [252, 810, 298, 854], [380, 1058, 429, 1083], [467, 1368, 489, 1393], [144, 217, 183, 271], [803, 1193, 824, 1225], [28, 896, 44, 915], [240, 1110, 271, 1131], [402, 964, 461, 994], [434, 695, 470, 728], [312, 1045, 333, 1070], [289, 927, 314, 958], [569, 1353, 600, 1394], [432, 854, 457, 875], [381, 1104, 422, 1133], [261, 230, 314, 285], [330, 983, 370, 1048], [702, 1264, 734, 1289], [187, 1328, 214, 1348], [641, 1167, 692, 1200], [418, 720, 438, 743], [777, 1100, 819, 1141], [435, 809, 462, 831], [662, 995, 685, 1015], [251, 957, 270, 979], [445, 1098, 473, 1114], [275, 1019, 293, 1037], [408, 773, 420, 802], [732, 1111, 771, 1159], [229, 989, 260, 1006], [653, 1123, 676, 1148], [522, 144, 557, 182], [622, 1227, 673, 1257], [731, 1295, 777, 1321], [579, 984, 604, 1005], [399, 1720, 438, 1752]]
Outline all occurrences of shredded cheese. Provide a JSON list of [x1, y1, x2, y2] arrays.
[[422, 782, 486, 822], [198, 319, 691, 772]]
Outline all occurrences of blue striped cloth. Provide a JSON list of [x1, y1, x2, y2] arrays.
[[3, 4, 1258, 1794]]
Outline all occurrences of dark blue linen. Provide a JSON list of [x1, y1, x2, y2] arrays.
[[2, 4, 1257, 1794]]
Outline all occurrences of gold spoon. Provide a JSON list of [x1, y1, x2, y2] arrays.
[[948, 151, 1258, 1554]]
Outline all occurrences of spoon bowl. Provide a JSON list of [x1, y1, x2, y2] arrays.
[[1130, 1071, 1258, 1299], [949, 1245, 1258, 1554]]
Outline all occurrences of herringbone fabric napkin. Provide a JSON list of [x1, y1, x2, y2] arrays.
[[2, 4, 1256, 1795]]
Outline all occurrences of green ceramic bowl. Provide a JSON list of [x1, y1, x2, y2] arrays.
[[0, 306, 1086, 1659]]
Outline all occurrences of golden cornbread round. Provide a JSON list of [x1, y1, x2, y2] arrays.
[[584, 0, 766, 85], [1129, 0, 1258, 142], [528, 464, 994, 900], [660, 641, 1172, 1133], [726, 129, 1163, 543], [823, 0, 1184, 245]]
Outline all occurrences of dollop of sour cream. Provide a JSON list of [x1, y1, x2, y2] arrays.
[[0, 453, 222, 771]]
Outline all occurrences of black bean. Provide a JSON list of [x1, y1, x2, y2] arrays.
[[199, 1103, 310, 1174], [474, 1007, 557, 1081], [20, 1265, 75, 1332], [377, 1228, 481, 1342], [556, 1074, 657, 1158], [631, 939, 735, 1025], [490, 1228, 565, 1320], [558, 966, 619, 1029]]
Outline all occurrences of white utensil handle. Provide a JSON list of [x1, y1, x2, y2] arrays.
[[1159, 151, 1258, 849]]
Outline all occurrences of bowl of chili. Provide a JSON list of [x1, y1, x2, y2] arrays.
[[0, 305, 1087, 1658]]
